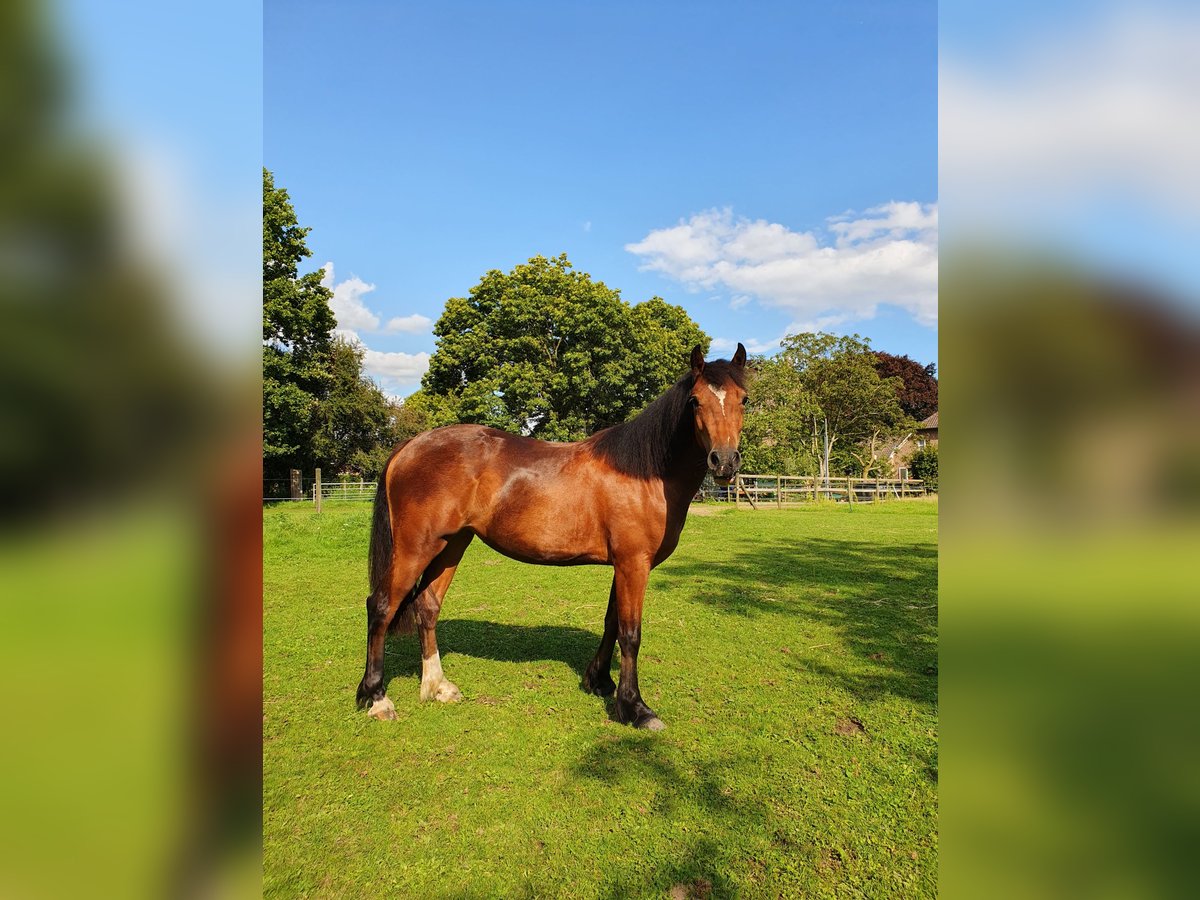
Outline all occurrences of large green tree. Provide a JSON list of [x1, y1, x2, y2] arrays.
[[422, 255, 708, 440], [778, 333, 908, 481], [262, 168, 336, 475], [628, 297, 711, 411], [740, 355, 820, 475]]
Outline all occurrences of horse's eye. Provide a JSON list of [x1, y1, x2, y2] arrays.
[[741, 396, 748, 405], [688, 396, 700, 408]]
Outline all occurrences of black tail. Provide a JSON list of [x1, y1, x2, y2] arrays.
[[368, 457, 394, 601], [368, 442, 417, 635]]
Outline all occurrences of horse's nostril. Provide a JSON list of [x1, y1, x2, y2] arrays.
[[709, 451, 720, 468], [733, 451, 741, 466]]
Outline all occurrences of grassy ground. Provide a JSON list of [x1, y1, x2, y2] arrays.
[[264, 500, 938, 898]]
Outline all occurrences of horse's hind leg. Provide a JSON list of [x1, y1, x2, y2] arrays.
[[415, 532, 472, 703], [358, 547, 437, 719]]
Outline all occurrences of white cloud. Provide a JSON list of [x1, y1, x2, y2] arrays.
[[710, 336, 781, 355], [320, 262, 380, 332], [625, 204, 938, 328], [787, 313, 855, 335], [331, 327, 364, 347], [829, 201, 938, 245], [321, 264, 433, 395], [384, 313, 434, 334], [362, 349, 431, 390], [321, 262, 435, 337], [335, 326, 430, 392]]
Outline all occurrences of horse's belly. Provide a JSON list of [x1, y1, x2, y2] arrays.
[[475, 494, 609, 565], [483, 538, 609, 567]]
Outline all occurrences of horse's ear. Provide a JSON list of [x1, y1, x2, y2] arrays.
[[732, 342, 747, 368], [690, 345, 706, 374]]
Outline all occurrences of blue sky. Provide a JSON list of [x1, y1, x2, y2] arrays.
[[267, 1, 937, 395]]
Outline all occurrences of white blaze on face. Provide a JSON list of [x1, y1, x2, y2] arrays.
[[707, 383, 727, 415]]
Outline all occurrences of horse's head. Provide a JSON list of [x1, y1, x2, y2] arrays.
[[688, 343, 748, 485]]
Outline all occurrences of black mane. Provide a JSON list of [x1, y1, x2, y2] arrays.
[[589, 360, 746, 479]]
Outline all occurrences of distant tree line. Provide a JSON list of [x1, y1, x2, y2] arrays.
[[740, 335, 936, 480], [262, 170, 937, 483], [263, 170, 406, 480]]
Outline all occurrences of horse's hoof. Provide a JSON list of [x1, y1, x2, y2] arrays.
[[583, 674, 617, 697], [367, 697, 397, 720], [617, 703, 666, 731], [434, 681, 463, 703]]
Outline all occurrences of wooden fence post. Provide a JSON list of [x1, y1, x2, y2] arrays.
[[314, 467, 322, 513], [289, 469, 302, 500], [739, 475, 759, 510]]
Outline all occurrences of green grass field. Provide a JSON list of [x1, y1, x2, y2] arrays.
[[264, 500, 938, 898]]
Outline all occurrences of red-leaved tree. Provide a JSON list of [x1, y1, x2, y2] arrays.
[[874, 351, 938, 421]]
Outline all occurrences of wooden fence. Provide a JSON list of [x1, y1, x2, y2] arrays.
[[719, 474, 926, 508]]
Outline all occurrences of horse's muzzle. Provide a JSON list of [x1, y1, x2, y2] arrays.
[[708, 449, 741, 485]]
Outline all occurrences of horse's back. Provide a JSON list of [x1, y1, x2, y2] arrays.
[[386, 423, 586, 517], [391, 424, 573, 480]]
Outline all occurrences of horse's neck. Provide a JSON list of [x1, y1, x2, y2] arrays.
[[661, 425, 708, 508]]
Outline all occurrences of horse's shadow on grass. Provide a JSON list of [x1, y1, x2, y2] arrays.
[[383, 619, 631, 721], [653, 535, 938, 708], [383, 619, 601, 683], [574, 734, 779, 899]]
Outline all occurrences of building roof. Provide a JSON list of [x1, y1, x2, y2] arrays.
[[883, 433, 911, 460], [882, 411, 937, 461]]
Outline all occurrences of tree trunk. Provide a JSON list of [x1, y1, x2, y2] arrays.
[[821, 416, 833, 493]]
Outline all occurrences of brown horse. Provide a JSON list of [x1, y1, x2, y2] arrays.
[[356, 343, 747, 730]]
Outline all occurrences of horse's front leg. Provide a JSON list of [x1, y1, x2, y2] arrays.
[[611, 559, 665, 731], [582, 578, 618, 696]]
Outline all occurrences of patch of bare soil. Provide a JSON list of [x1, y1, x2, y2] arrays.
[[835, 716, 867, 737], [818, 847, 844, 873], [818, 846, 856, 874], [669, 879, 713, 899]]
